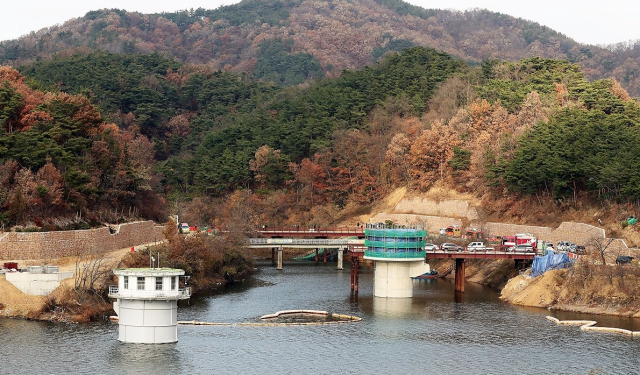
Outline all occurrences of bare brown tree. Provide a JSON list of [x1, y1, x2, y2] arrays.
[[74, 247, 112, 295], [587, 236, 615, 265]]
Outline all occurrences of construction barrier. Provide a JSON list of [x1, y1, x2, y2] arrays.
[[546, 316, 640, 336], [177, 310, 362, 326]]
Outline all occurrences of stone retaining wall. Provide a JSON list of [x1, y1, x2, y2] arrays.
[[393, 198, 479, 221], [482, 222, 553, 240], [483, 221, 630, 252], [0, 221, 166, 260], [371, 213, 461, 232]]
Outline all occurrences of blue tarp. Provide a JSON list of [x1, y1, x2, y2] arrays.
[[531, 252, 573, 277]]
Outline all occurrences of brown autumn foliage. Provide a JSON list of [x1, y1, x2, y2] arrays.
[[39, 285, 112, 323], [121, 221, 255, 291], [385, 132, 412, 186], [249, 145, 287, 190], [289, 156, 327, 207], [0, 67, 167, 228], [409, 119, 461, 190]]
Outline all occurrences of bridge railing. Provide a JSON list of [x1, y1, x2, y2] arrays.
[[108, 286, 191, 299], [248, 238, 363, 246], [424, 248, 539, 254], [259, 226, 364, 234]]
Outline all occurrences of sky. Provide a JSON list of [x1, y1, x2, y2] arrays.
[[1, 1, 639, 45]]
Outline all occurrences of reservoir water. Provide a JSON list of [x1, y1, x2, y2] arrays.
[[3, 260, 640, 374]]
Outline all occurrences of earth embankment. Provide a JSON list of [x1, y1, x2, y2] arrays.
[[501, 267, 640, 318]]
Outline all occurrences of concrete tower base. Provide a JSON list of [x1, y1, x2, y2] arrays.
[[372, 260, 429, 298], [117, 299, 179, 343]]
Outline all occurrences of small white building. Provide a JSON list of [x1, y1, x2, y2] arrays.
[[109, 268, 190, 344], [5, 266, 73, 296]]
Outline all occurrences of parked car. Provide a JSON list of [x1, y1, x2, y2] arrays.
[[178, 222, 190, 234], [616, 255, 635, 265], [557, 241, 576, 252], [512, 244, 534, 253], [466, 242, 494, 252], [425, 243, 438, 251], [440, 243, 463, 252]]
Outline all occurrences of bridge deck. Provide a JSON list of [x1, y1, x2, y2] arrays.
[[247, 238, 363, 248], [248, 238, 537, 260], [259, 227, 364, 238], [426, 250, 536, 260]]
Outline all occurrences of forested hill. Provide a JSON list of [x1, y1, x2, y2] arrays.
[[3, 45, 640, 231], [2, 0, 640, 96], [1, 47, 467, 228]]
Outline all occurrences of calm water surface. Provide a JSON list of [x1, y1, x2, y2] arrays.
[[3, 260, 640, 375]]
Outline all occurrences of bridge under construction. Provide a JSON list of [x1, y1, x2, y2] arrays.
[[250, 227, 535, 295]]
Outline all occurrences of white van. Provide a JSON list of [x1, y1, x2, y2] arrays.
[[179, 223, 190, 234]]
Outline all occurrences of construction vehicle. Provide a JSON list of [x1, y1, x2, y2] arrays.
[[444, 225, 461, 237], [464, 228, 483, 239]]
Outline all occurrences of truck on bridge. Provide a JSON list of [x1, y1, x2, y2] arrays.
[[501, 234, 537, 252]]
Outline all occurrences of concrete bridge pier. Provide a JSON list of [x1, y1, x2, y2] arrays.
[[350, 257, 360, 293], [315, 249, 319, 263], [337, 248, 344, 270], [454, 258, 466, 293], [515, 259, 531, 271], [323, 248, 327, 263], [277, 246, 283, 270]]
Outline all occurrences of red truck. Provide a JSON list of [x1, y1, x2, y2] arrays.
[[501, 234, 537, 251]]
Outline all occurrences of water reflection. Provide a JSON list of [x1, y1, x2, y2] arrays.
[[454, 290, 465, 303], [372, 296, 413, 316], [3, 261, 640, 375], [107, 342, 184, 374]]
